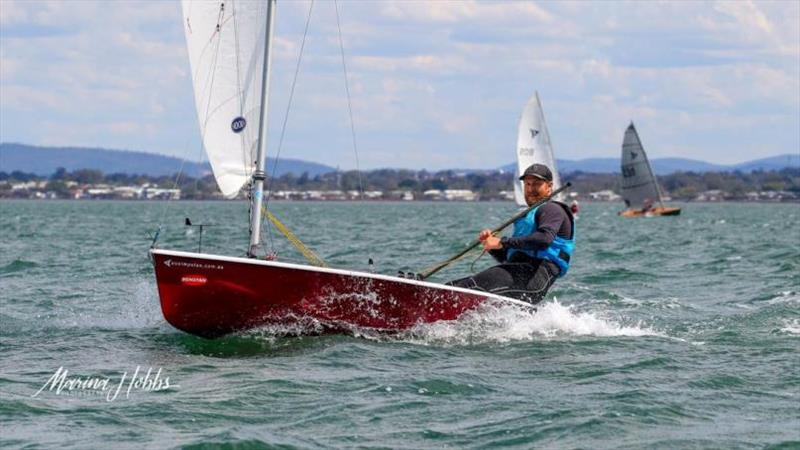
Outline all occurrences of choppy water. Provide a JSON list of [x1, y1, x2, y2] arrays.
[[1, 200, 798, 449]]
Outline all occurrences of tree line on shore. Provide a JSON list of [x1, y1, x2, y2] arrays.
[[1, 166, 798, 200]]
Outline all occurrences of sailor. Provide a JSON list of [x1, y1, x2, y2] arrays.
[[448, 163, 575, 304]]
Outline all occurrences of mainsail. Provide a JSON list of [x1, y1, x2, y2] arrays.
[[514, 91, 562, 206], [620, 122, 663, 210], [181, 0, 268, 198]]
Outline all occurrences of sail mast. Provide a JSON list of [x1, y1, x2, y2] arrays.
[[635, 124, 666, 207], [248, 0, 277, 257], [534, 92, 562, 198]]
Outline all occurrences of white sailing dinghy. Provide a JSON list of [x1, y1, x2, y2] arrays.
[[618, 122, 681, 217], [150, 0, 532, 338], [514, 91, 564, 206]]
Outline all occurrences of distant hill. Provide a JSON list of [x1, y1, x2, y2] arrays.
[[732, 154, 800, 172], [1, 143, 795, 178], [500, 154, 798, 175], [0, 143, 336, 177]]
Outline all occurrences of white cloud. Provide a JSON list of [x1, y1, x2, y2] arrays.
[[0, 0, 29, 24], [0, 55, 21, 78], [0, 84, 69, 111], [713, 0, 774, 38], [106, 121, 151, 135], [380, 1, 554, 24], [352, 54, 467, 75]]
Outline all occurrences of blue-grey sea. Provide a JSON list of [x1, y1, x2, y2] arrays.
[[1, 200, 798, 449]]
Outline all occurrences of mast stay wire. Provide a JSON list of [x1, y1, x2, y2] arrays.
[[333, 0, 365, 200], [334, 0, 373, 269], [229, 0, 255, 239], [151, 136, 196, 249], [260, 0, 315, 257]]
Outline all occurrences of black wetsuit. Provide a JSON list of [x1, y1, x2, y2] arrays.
[[448, 201, 574, 304]]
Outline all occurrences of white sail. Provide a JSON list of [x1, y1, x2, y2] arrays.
[[181, 0, 268, 198], [620, 122, 662, 210], [514, 91, 562, 206]]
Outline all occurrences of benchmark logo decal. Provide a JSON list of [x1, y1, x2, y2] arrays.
[[33, 366, 177, 402], [181, 274, 207, 286], [163, 259, 223, 270], [231, 116, 247, 133]]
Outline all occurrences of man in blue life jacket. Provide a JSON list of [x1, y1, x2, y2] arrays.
[[448, 163, 575, 304]]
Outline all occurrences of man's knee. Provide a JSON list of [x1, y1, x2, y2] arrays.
[[446, 276, 481, 291]]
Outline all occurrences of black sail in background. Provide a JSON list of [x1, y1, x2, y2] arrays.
[[620, 123, 663, 210]]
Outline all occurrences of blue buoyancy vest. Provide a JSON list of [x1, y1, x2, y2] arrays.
[[505, 202, 576, 277]]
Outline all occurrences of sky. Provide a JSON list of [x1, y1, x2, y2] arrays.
[[1, 0, 798, 170]]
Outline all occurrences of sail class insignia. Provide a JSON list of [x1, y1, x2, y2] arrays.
[[231, 117, 247, 133]]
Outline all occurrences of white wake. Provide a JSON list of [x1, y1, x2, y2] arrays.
[[394, 299, 663, 345]]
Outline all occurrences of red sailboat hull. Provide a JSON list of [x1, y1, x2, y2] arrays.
[[151, 249, 517, 338]]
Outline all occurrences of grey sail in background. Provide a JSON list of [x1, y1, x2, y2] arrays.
[[620, 123, 663, 210]]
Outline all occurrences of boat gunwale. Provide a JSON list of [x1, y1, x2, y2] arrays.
[[150, 248, 534, 309]]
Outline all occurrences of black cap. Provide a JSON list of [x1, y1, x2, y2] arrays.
[[519, 163, 553, 181]]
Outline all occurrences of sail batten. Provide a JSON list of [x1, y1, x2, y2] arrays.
[[181, 0, 268, 198], [514, 92, 562, 206], [620, 123, 662, 210]]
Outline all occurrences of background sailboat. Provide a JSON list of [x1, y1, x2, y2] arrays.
[[514, 91, 563, 206], [618, 122, 681, 217]]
